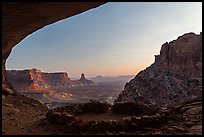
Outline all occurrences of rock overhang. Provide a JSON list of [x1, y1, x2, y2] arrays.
[[2, 2, 106, 91]]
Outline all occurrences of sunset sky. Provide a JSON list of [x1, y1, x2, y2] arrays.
[[6, 2, 202, 78]]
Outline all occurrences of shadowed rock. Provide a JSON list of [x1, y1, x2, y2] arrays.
[[78, 73, 94, 85], [116, 32, 202, 107], [111, 102, 158, 115]]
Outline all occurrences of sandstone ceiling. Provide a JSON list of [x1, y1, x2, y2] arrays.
[[2, 2, 106, 88]]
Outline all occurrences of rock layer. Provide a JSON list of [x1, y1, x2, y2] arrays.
[[6, 68, 81, 92], [154, 32, 202, 77], [115, 32, 202, 107]]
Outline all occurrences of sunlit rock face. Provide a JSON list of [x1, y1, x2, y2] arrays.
[[42, 72, 80, 87], [6, 69, 40, 92], [6, 69, 81, 92], [115, 32, 202, 107]]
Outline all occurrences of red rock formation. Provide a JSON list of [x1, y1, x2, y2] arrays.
[[6, 68, 82, 93], [115, 32, 202, 107], [6, 69, 45, 92], [42, 72, 70, 86]]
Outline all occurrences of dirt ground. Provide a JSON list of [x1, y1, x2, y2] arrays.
[[2, 93, 202, 135], [77, 113, 131, 121]]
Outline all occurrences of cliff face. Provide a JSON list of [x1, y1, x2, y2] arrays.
[[6, 69, 39, 92], [6, 69, 81, 92], [42, 72, 74, 87], [115, 32, 202, 107], [154, 32, 202, 77]]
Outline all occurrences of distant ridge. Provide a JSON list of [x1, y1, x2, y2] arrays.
[[6, 69, 91, 93]]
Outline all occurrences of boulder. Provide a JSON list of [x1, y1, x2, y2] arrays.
[[46, 110, 77, 124], [111, 102, 158, 115], [82, 101, 110, 113]]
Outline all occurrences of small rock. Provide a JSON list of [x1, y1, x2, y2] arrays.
[[167, 120, 173, 124], [155, 113, 161, 118], [142, 115, 149, 119], [185, 107, 201, 115], [109, 120, 118, 125], [10, 117, 16, 120], [134, 116, 142, 120], [131, 116, 142, 123], [10, 111, 15, 114], [105, 132, 113, 135], [123, 117, 132, 123], [190, 125, 202, 130], [184, 121, 194, 127], [172, 126, 186, 133], [2, 86, 14, 95], [14, 108, 19, 112], [32, 103, 39, 107], [6, 88, 14, 94], [4, 103, 13, 107], [16, 124, 20, 127], [184, 133, 195, 135], [87, 120, 96, 125], [167, 127, 174, 131], [39, 115, 46, 119], [118, 132, 126, 135]]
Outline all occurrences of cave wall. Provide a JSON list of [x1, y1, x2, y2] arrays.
[[2, 2, 106, 89]]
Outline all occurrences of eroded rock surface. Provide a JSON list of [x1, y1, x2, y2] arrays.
[[44, 98, 202, 135], [155, 32, 202, 76], [116, 32, 202, 107], [6, 69, 96, 95], [2, 91, 202, 135], [6, 68, 82, 92]]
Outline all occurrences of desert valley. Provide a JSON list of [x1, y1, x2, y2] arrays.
[[2, 2, 202, 135], [6, 68, 133, 108], [2, 32, 202, 135]]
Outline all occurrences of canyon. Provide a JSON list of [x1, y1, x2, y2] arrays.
[[6, 32, 202, 108], [6, 69, 93, 93], [2, 2, 202, 135], [6, 69, 127, 107], [3, 31, 202, 135]]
